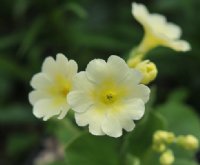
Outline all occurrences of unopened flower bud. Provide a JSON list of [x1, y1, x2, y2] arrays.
[[153, 143, 166, 153], [135, 60, 158, 84], [177, 135, 199, 151], [159, 150, 174, 165], [153, 130, 175, 144]]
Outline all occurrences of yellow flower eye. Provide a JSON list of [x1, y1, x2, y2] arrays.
[[103, 91, 116, 104]]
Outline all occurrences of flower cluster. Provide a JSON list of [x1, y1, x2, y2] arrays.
[[29, 54, 150, 137], [128, 2, 191, 85], [29, 2, 191, 139], [152, 130, 199, 165]]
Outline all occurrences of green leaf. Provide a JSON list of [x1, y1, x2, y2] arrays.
[[0, 32, 23, 50], [46, 117, 80, 145], [6, 133, 38, 157], [126, 112, 167, 158], [174, 158, 198, 165], [65, 133, 121, 165], [0, 77, 13, 102], [64, 2, 88, 19], [13, 0, 31, 19], [0, 104, 36, 124], [156, 89, 200, 164], [48, 160, 68, 165], [125, 154, 140, 165], [69, 31, 128, 50], [167, 88, 189, 103], [156, 91, 200, 139], [0, 56, 31, 81], [18, 17, 44, 56], [119, 111, 167, 165]]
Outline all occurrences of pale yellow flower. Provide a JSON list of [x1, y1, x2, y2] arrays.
[[132, 2, 191, 53], [67, 55, 150, 137], [29, 53, 78, 121]]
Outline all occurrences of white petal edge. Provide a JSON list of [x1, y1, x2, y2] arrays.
[[164, 23, 182, 39], [75, 109, 105, 136], [33, 99, 61, 121], [29, 90, 49, 105], [71, 72, 94, 92], [123, 98, 145, 120], [89, 121, 105, 136], [107, 55, 130, 83], [119, 118, 135, 132], [56, 53, 78, 78], [101, 114, 122, 138], [128, 84, 150, 103], [132, 2, 149, 25], [30, 73, 52, 90], [41, 56, 58, 77], [86, 58, 108, 84], [168, 40, 191, 52], [124, 69, 143, 85], [57, 104, 70, 119]]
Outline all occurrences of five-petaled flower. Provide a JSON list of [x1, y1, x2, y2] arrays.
[[29, 53, 78, 121], [67, 55, 150, 137], [28, 2, 191, 140], [132, 2, 191, 53]]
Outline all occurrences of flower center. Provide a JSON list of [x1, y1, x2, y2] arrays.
[[54, 75, 71, 97], [60, 86, 70, 97], [103, 91, 116, 104]]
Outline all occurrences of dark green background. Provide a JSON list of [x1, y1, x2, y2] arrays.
[[0, 0, 200, 164]]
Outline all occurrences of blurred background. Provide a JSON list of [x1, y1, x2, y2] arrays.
[[0, 0, 200, 164]]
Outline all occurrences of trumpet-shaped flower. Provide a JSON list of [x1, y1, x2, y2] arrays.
[[29, 53, 78, 121], [132, 3, 191, 53], [67, 55, 150, 137]]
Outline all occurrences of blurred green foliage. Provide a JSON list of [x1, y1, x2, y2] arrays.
[[56, 89, 199, 165], [0, 0, 200, 164]]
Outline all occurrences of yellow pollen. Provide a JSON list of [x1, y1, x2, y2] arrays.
[[103, 92, 116, 104]]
